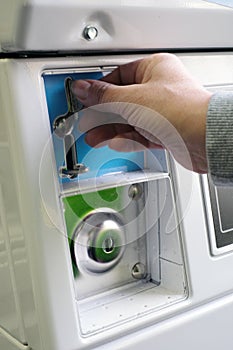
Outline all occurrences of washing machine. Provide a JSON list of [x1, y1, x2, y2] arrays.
[[0, 1, 233, 349]]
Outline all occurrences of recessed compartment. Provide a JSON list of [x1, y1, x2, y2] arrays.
[[43, 67, 187, 337], [62, 177, 187, 335], [43, 68, 168, 188]]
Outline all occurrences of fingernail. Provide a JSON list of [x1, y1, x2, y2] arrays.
[[71, 80, 91, 100]]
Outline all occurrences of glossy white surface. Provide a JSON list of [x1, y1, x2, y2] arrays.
[[0, 327, 30, 350], [94, 291, 233, 350], [1, 53, 233, 349], [0, 0, 233, 52]]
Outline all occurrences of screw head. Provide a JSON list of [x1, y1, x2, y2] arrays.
[[83, 25, 98, 41], [128, 184, 143, 200], [131, 262, 147, 280]]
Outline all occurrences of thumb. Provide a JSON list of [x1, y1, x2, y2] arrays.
[[72, 79, 134, 107]]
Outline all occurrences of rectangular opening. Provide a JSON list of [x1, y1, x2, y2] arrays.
[[43, 66, 187, 336], [42, 67, 168, 193]]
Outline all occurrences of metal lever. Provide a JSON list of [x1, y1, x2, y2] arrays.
[[53, 77, 88, 179]]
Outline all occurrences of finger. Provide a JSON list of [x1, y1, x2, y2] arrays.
[[85, 125, 163, 152], [72, 79, 140, 107], [78, 107, 127, 133], [100, 59, 143, 85], [80, 103, 169, 148], [109, 134, 163, 152], [85, 123, 134, 147]]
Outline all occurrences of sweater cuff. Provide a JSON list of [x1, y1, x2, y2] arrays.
[[206, 91, 233, 186]]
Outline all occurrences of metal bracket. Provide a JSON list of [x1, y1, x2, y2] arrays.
[[53, 77, 88, 179]]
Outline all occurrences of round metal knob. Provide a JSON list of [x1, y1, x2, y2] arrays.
[[83, 25, 98, 41], [72, 208, 125, 273]]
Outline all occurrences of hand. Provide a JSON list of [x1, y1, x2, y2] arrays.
[[72, 53, 212, 173]]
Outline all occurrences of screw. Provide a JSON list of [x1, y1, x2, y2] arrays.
[[128, 184, 143, 200], [131, 262, 147, 280], [83, 25, 98, 41]]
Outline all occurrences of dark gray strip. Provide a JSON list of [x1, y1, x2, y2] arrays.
[[206, 91, 233, 185]]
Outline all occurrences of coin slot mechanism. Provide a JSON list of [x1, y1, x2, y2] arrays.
[[43, 67, 168, 192]]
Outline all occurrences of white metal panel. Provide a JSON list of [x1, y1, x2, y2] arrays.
[[0, 0, 26, 52], [94, 292, 233, 350], [1, 53, 233, 349], [0, 0, 233, 52], [0, 65, 27, 344], [0, 59, 80, 350], [0, 328, 30, 350]]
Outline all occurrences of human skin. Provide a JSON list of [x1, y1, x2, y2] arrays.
[[72, 53, 213, 173]]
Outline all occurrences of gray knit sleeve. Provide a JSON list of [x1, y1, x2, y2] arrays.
[[206, 91, 233, 185]]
